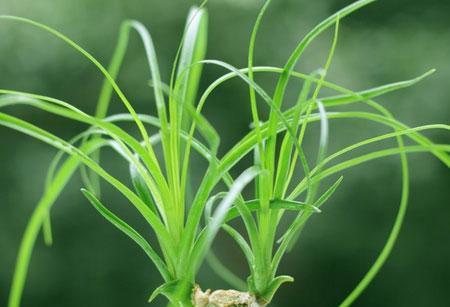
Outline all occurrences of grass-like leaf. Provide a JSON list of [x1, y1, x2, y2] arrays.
[[81, 188, 171, 281], [1, 1, 448, 306]]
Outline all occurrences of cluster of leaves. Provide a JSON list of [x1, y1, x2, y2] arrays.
[[1, 0, 449, 306]]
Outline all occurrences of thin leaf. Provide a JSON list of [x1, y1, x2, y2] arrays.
[[0, 16, 158, 162], [0, 92, 171, 221], [5, 139, 106, 307], [206, 251, 247, 291], [176, 6, 208, 129], [340, 98, 411, 306], [0, 112, 174, 255], [189, 166, 261, 277], [260, 275, 294, 304], [272, 176, 344, 273], [291, 144, 450, 200], [266, 0, 374, 185], [81, 189, 171, 281], [147, 280, 181, 303], [87, 19, 137, 200], [225, 199, 320, 223], [222, 224, 255, 269], [274, 71, 315, 198]]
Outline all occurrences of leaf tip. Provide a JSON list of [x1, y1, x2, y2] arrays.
[[418, 68, 437, 81], [313, 206, 322, 213]]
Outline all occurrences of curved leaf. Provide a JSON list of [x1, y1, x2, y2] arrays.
[[260, 275, 294, 304], [81, 189, 171, 281]]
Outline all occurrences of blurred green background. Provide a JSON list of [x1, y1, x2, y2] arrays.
[[0, 0, 449, 306]]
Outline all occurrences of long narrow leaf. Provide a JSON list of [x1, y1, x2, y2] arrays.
[[81, 189, 171, 281], [189, 166, 261, 276], [272, 176, 344, 272], [0, 16, 159, 162], [6, 139, 105, 307]]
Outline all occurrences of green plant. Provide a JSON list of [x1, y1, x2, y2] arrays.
[[1, 0, 449, 306]]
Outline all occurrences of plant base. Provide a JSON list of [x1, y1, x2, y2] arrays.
[[192, 285, 264, 307]]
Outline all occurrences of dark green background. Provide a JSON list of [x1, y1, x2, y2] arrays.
[[0, 0, 449, 306]]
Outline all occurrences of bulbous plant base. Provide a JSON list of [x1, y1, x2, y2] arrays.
[[192, 285, 266, 307]]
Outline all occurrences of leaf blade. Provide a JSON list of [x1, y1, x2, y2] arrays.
[[81, 188, 171, 281]]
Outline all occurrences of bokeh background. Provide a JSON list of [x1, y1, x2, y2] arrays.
[[0, 0, 449, 306]]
